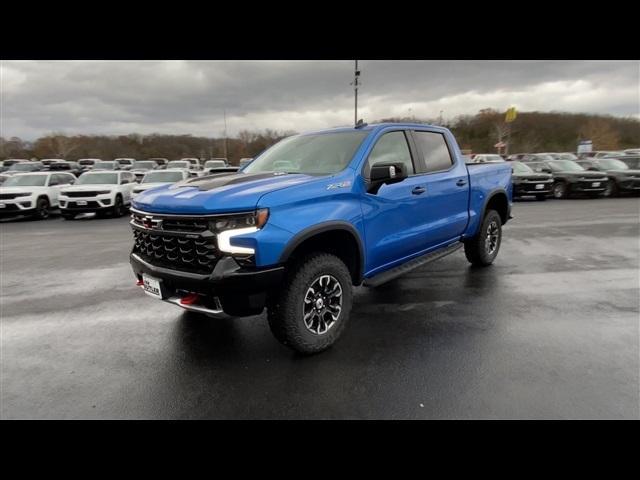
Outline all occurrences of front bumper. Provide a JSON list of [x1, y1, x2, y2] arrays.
[[59, 195, 113, 212], [130, 252, 284, 316], [513, 180, 553, 196], [0, 198, 37, 216], [569, 179, 608, 193]]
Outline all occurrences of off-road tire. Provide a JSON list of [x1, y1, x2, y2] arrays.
[[267, 253, 353, 354], [464, 209, 502, 266]]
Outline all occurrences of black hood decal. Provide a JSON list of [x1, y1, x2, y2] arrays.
[[172, 172, 278, 191]]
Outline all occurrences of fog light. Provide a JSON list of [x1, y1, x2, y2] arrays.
[[20, 202, 32, 208]]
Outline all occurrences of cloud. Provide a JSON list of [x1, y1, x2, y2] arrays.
[[1, 60, 638, 139]]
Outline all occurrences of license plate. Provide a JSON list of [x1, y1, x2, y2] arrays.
[[76, 200, 88, 206], [592, 182, 601, 187], [142, 274, 163, 299], [535, 184, 544, 190]]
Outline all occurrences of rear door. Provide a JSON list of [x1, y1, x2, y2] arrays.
[[409, 129, 470, 248]]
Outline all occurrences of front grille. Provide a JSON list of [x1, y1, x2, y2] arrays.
[[132, 229, 219, 274], [131, 211, 209, 233], [65, 191, 101, 197], [0, 193, 27, 200]]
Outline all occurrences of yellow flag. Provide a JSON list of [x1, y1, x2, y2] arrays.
[[505, 107, 517, 123]]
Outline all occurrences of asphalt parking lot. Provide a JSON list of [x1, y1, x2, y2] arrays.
[[1, 198, 639, 419]]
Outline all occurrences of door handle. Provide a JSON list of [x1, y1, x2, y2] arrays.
[[456, 179, 467, 186], [412, 186, 426, 195]]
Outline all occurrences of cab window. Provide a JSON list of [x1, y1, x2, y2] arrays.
[[412, 131, 453, 173]]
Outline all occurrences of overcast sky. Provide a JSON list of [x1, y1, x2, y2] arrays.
[[1, 60, 638, 140]]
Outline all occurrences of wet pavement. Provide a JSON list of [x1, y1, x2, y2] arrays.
[[1, 197, 639, 419]]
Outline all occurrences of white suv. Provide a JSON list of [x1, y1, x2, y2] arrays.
[[132, 169, 190, 198], [58, 170, 136, 220], [0, 172, 76, 220]]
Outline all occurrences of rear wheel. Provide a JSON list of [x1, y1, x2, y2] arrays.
[[33, 197, 50, 220], [552, 182, 568, 199], [267, 253, 352, 354], [464, 209, 502, 266]]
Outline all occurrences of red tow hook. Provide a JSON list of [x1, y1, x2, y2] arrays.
[[136, 279, 144, 286], [180, 293, 200, 305]]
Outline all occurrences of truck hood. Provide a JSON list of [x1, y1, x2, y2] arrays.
[[132, 172, 320, 214]]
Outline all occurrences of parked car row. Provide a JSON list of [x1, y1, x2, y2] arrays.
[[0, 166, 202, 221], [467, 149, 640, 200], [0, 157, 250, 178]]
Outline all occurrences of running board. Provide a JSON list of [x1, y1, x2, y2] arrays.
[[363, 242, 463, 287]]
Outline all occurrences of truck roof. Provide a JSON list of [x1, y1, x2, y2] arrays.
[[302, 122, 442, 136]]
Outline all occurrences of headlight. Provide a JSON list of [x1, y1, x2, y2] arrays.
[[210, 209, 269, 255]]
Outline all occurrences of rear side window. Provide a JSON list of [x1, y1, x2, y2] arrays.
[[413, 131, 453, 173], [367, 131, 414, 177]]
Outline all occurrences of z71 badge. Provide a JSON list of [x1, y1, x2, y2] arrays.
[[326, 181, 352, 190]]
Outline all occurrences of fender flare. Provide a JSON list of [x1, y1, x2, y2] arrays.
[[479, 188, 510, 226], [278, 221, 365, 284]]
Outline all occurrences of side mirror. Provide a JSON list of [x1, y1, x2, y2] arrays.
[[367, 162, 408, 194]]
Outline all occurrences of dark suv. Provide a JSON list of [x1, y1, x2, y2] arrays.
[[511, 161, 553, 200], [577, 158, 640, 196], [527, 159, 608, 199]]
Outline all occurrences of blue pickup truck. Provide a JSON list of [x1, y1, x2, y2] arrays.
[[130, 123, 512, 353]]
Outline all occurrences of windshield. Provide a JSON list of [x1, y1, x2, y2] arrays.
[[78, 160, 96, 165], [533, 154, 556, 161], [9, 163, 41, 171], [116, 159, 134, 165], [142, 171, 184, 183], [76, 173, 118, 185], [558, 153, 578, 160], [167, 161, 190, 169], [94, 162, 116, 170], [205, 161, 226, 168], [512, 162, 534, 174], [133, 161, 157, 169], [481, 155, 503, 162], [244, 131, 368, 175], [548, 160, 584, 172], [3, 174, 48, 187], [596, 159, 629, 170]]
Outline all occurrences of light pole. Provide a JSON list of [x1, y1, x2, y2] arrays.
[[223, 108, 228, 159], [353, 60, 360, 126]]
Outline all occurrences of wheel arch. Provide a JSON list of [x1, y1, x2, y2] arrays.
[[279, 221, 365, 285], [481, 189, 510, 226]]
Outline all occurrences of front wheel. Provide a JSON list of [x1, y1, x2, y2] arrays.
[[464, 209, 502, 266], [552, 182, 568, 199], [111, 195, 124, 217], [267, 253, 353, 354], [603, 181, 619, 198], [33, 197, 50, 220]]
